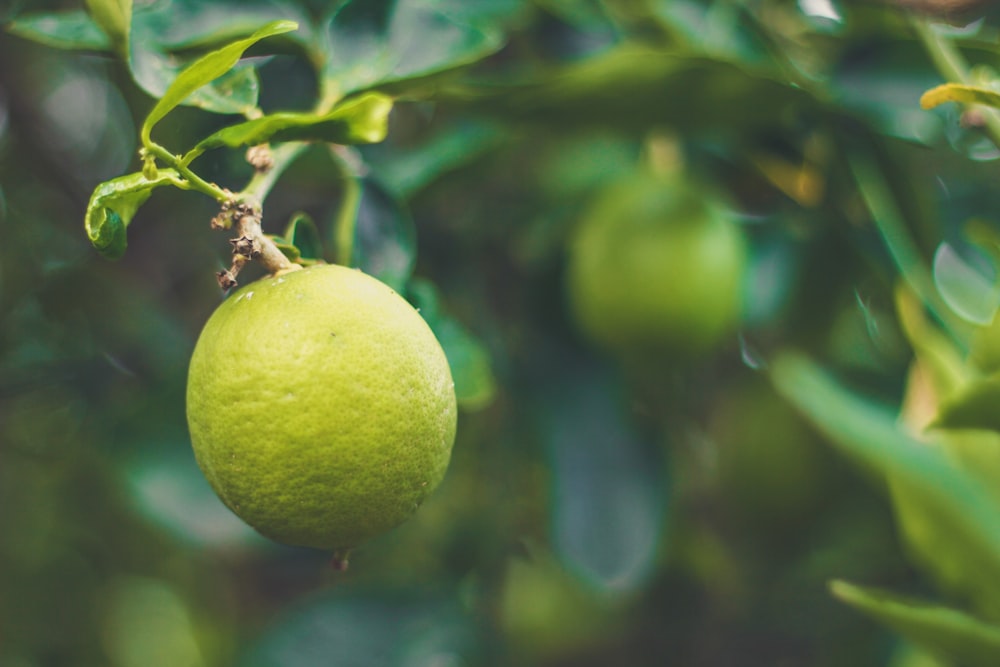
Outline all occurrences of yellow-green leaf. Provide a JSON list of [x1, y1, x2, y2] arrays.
[[187, 92, 391, 160], [831, 580, 1000, 667], [85, 0, 131, 58], [920, 83, 1000, 111], [140, 20, 297, 145], [85, 170, 182, 259]]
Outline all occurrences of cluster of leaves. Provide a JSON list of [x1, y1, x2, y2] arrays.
[[10, 0, 502, 410], [12, 0, 1000, 665]]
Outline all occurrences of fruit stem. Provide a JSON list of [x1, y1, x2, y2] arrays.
[[240, 142, 309, 202], [213, 200, 302, 289], [144, 143, 230, 202]]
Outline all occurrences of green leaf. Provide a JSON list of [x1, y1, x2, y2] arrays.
[[140, 19, 298, 145], [407, 279, 497, 411], [85, 170, 183, 259], [126, 446, 263, 549], [85, 0, 131, 58], [321, 0, 505, 101], [367, 121, 503, 198], [188, 93, 392, 159], [934, 375, 1000, 432], [130, 0, 311, 51], [130, 45, 261, 117], [433, 317, 497, 411], [240, 591, 481, 667], [283, 213, 323, 261], [831, 580, 1000, 667], [6, 11, 112, 51], [921, 83, 1000, 111], [441, 48, 815, 132], [895, 285, 967, 402], [537, 359, 667, 593], [771, 353, 1000, 619]]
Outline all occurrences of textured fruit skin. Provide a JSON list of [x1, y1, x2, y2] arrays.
[[567, 172, 747, 357], [186, 264, 457, 551]]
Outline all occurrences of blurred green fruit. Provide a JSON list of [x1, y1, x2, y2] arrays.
[[566, 170, 747, 358], [499, 553, 618, 662], [713, 377, 830, 528]]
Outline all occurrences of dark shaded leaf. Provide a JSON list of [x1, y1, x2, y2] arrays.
[[130, 0, 310, 51], [440, 47, 816, 132], [538, 359, 667, 593], [239, 591, 481, 667], [367, 121, 503, 197], [407, 279, 496, 411], [283, 212, 323, 261], [431, 317, 496, 411], [321, 0, 505, 100], [341, 177, 416, 291], [6, 11, 112, 51]]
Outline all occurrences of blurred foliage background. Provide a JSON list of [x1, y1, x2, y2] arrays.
[[8, 0, 1000, 665]]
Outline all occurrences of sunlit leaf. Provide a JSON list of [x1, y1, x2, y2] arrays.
[[771, 353, 1000, 619], [6, 11, 112, 51], [321, 0, 505, 101], [831, 580, 1000, 667], [84, 170, 184, 259], [130, 45, 262, 117], [188, 93, 392, 159], [933, 375, 1000, 432], [895, 285, 967, 403], [85, 0, 131, 58], [140, 19, 297, 145], [933, 242, 1000, 326], [921, 83, 1000, 111]]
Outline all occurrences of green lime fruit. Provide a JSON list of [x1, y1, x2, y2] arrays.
[[186, 264, 457, 552], [567, 171, 747, 358]]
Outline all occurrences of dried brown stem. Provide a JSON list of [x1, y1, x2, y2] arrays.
[[213, 199, 302, 290]]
